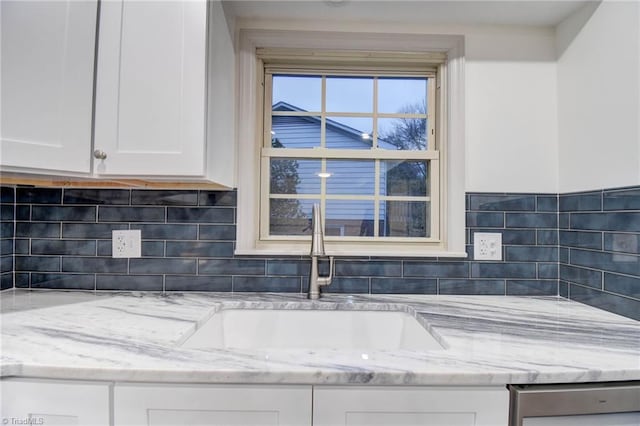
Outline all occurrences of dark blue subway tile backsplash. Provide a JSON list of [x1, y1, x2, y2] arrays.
[[559, 264, 602, 289], [505, 213, 557, 229], [233, 276, 301, 292], [603, 232, 640, 254], [468, 194, 536, 211], [98, 206, 165, 222], [199, 259, 266, 275], [506, 280, 559, 296], [439, 279, 505, 295], [570, 212, 640, 232], [16, 187, 62, 204], [96, 274, 163, 291], [470, 262, 537, 279], [604, 273, 640, 299], [603, 187, 640, 211], [370, 278, 437, 294], [31, 273, 95, 290], [2, 185, 639, 321], [560, 187, 640, 320], [32, 206, 96, 222], [16, 222, 62, 238], [559, 192, 602, 212], [569, 284, 640, 321], [403, 261, 469, 278], [129, 258, 197, 275], [559, 230, 602, 250], [167, 207, 234, 223], [336, 260, 402, 277], [321, 277, 369, 293], [131, 190, 198, 206], [63, 189, 130, 205], [165, 275, 232, 292], [31, 239, 96, 256]]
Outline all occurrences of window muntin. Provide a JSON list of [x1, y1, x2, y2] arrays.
[[261, 66, 439, 244]]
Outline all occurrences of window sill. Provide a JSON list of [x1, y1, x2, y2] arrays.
[[234, 247, 469, 259]]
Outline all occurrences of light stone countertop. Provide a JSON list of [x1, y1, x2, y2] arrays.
[[1, 290, 638, 385]]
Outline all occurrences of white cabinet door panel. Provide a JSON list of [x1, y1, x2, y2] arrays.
[[313, 386, 509, 426], [114, 383, 312, 426], [94, 0, 207, 176], [0, 379, 110, 426], [0, 1, 96, 174]]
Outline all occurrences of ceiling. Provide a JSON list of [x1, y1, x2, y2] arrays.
[[222, 0, 593, 27]]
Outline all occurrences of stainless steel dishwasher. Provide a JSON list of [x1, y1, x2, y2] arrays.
[[508, 381, 640, 426]]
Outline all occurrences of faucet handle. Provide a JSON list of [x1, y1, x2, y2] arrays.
[[317, 256, 334, 287]]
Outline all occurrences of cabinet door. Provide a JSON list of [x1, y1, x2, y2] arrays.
[[0, 1, 96, 174], [114, 383, 312, 426], [313, 386, 509, 426], [0, 379, 110, 426], [94, 0, 207, 177]]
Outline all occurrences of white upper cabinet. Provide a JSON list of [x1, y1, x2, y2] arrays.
[[1, 0, 235, 185], [0, 0, 97, 174], [93, 0, 208, 177]]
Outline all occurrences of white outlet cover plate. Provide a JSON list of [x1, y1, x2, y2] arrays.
[[474, 232, 502, 261], [112, 230, 142, 258]]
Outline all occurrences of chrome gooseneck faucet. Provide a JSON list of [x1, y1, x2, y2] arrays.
[[309, 203, 334, 299]]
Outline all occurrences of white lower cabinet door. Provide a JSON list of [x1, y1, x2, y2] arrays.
[[313, 386, 509, 426], [0, 379, 110, 426], [113, 383, 312, 426]]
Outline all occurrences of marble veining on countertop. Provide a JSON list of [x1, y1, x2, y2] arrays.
[[1, 290, 638, 385]]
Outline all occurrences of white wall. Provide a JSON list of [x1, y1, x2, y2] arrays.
[[232, 18, 560, 193], [465, 29, 558, 193], [557, 1, 640, 193]]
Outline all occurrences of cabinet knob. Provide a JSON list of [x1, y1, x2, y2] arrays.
[[93, 150, 107, 160]]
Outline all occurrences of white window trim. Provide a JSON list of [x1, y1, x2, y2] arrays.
[[235, 29, 466, 258]]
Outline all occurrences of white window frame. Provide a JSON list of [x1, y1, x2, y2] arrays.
[[235, 30, 466, 258]]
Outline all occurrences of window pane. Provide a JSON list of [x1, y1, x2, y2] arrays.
[[326, 116, 373, 149], [325, 200, 375, 237], [326, 160, 375, 196], [377, 117, 427, 150], [272, 75, 321, 112], [378, 78, 427, 114], [270, 159, 321, 194], [270, 199, 316, 236], [379, 201, 429, 237], [271, 115, 321, 149], [381, 160, 428, 197], [326, 77, 373, 113]]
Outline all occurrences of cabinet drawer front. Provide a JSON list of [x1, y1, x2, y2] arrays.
[[313, 386, 509, 426], [114, 383, 312, 426], [0, 378, 110, 426]]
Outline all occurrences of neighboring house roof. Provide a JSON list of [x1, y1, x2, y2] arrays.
[[272, 101, 396, 150]]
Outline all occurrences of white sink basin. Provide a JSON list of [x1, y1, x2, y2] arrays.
[[182, 309, 444, 351]]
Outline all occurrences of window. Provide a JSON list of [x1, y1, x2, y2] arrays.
[[236, 31, 466, 257], [262, 62, 439, 246]]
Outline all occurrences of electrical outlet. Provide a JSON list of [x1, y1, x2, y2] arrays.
[[112, 230, 141, 258], [474, 232, 502, 261]]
